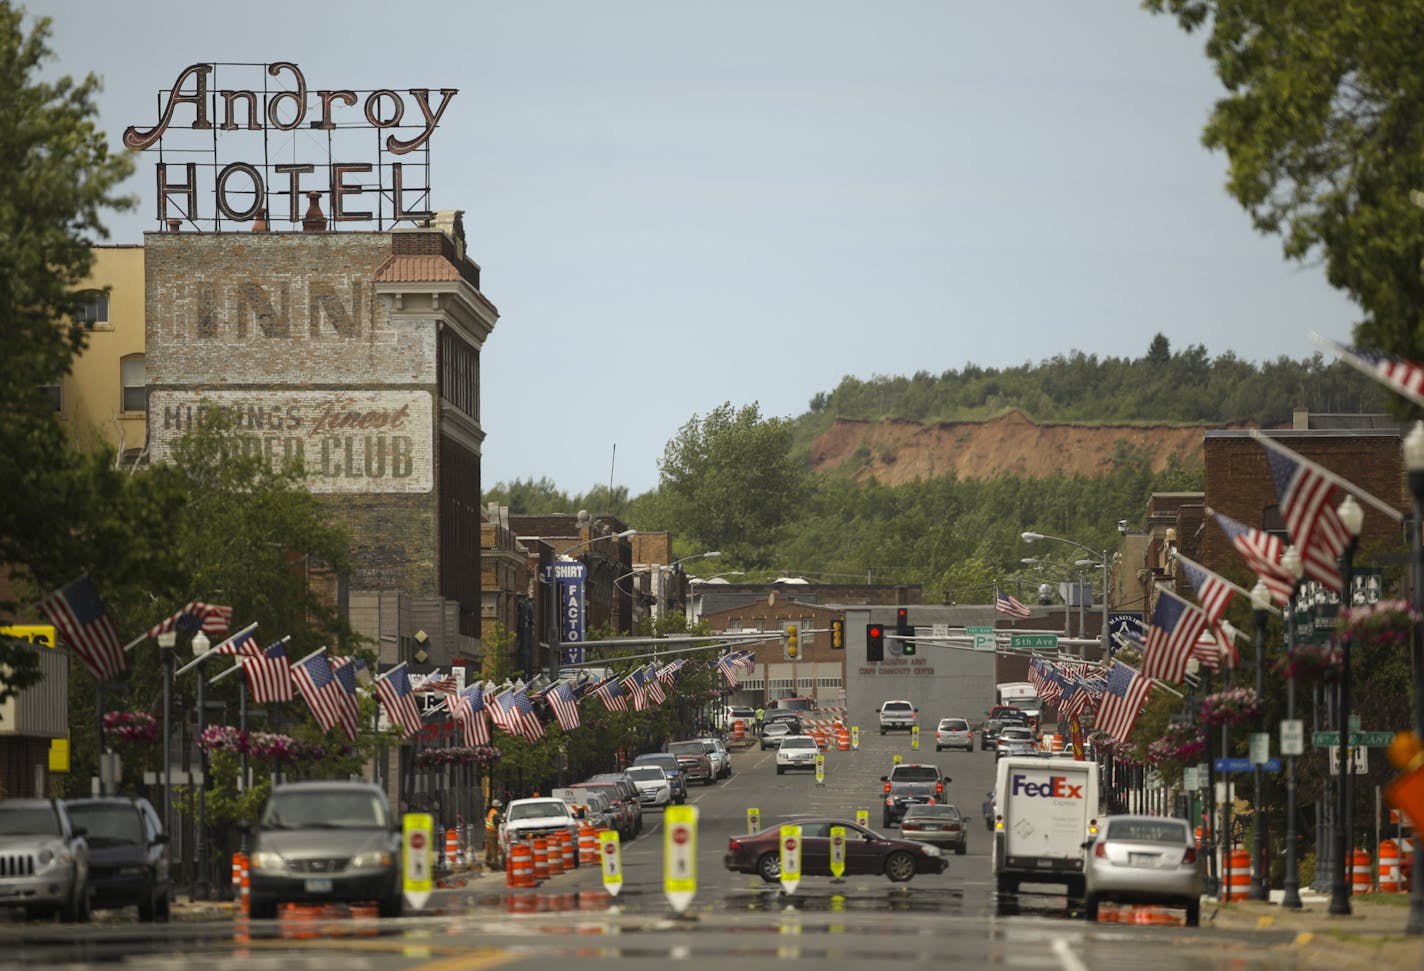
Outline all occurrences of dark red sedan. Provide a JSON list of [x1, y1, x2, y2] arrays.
[[724, 817, 949, 883]]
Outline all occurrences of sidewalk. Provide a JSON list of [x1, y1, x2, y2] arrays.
[[1206, 889, 1424, 970]]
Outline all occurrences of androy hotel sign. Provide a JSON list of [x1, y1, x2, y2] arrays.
[[124, 63, 457, 230]]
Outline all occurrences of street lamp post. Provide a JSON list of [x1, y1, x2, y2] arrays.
[[1022, 532, 1110, 657], [1329, 494, 1365, 916], [191, 629, 211, 902], [1249, 580, 1271, 900], [157, 631, 176, 842], [1281, 545, 1305, 910], [1404, 420, 1424, 935]]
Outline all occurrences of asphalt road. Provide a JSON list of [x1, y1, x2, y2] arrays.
[[0, 727, 1332, 970]]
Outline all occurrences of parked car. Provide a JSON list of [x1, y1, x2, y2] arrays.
[[698, 737, 733, 779], [981, 718, 1007, 751], [878, 699, 917, 734], [632, 753, 688, 803], [935, 717, 973, 752], [666, 740, 716, 786], [762, 709, 803, 731], [245, 780, 403, 920], [0, 798, 90, 922], [995, 726, 1037, 759], [899, 803, 969, 855], [724, 818, 947, 883], [586, 772, 645, 834], [63, 796, 170, 921], [565, 783, 635, 839], [623, 765, 672, 808], [760, 721, 794, 750], [1083, 814, 1202, 926], [499, 797, 582, 861], [563, 789, 619, 834], [775, 735, 820, 774], [880, 763, 950, 828]]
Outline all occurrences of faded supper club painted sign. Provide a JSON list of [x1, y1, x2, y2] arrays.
[[124, 62, 456, 230]]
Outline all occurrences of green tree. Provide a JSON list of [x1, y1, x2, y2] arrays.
[[1145, 0, 1424, 365], [657, 402, 811, 567]]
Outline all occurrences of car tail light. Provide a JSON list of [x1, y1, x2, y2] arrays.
[[728, 838, 741, 851], [884, 782, 891, 794], [1094, 842, 1107, 858], [885, 797, 894, 806], [1182, 847, 1197, 864], [935, 782, 943, 795], [903, 823, 921, 831]]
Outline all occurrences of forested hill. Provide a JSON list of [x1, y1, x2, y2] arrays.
[[790, 337, 1384, 483]]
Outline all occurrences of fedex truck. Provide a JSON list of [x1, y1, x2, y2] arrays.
[[991, 755, 1101, 904]]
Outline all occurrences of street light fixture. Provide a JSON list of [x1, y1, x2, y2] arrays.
[[1404, 420, 1424, 935], [1280, 544, 1305, 910], [157, 631, 176, 842], [559, 527, 637, 560], [190, 629, 211, 901], [1329, 493, 1365, 916], [1022, 531, 1110, 657], [1249, 579, 1272, 900]]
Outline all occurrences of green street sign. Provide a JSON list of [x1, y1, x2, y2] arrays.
[[1009, 634, 1058, 649], [1312, 731, 1395, 748], [966, 626, 993, 635]]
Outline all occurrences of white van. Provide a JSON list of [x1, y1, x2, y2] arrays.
[[991, 755, 1101, 906]]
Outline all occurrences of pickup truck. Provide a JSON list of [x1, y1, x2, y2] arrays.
[[500, 797, 581, 861]]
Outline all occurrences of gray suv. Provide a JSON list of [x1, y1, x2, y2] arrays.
[[0, 798, 90, 922], [878, 699, 918, 734]]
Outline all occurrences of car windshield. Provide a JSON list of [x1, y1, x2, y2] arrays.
[[940, 720, 968, 730], [904, 805, 960, 821], [782, 738, 816, 749], [261, 788, 389, 829], [507, 801, 569, 821], [892, 767, 940, 782], [1105, 819, 1189, 844], [0, 806, 60, 836], [626, 767, 665, 782], [1001, 729, 1033, 741], [883, 703, 912, 713], [65, 803, 144, 844], [667, 742, 704, 755]]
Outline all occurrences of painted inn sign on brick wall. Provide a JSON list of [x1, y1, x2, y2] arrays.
[[124, 62, 456, 231]]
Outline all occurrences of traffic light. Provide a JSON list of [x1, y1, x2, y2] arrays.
[[783, 622, 800, 660], [897, 607, 915, 656], [829, 618, 844, 650], [866, 623, 884, 662]]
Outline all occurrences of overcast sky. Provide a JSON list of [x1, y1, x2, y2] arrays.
[[28, 1, 1357, 496]]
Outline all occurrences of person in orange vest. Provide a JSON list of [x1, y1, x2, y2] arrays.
[[484, 799, 504, 869]]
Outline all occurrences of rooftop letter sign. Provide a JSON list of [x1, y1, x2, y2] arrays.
[[124, 63, 456, 231]]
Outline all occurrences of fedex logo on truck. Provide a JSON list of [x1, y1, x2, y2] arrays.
[[1011, 773, 1084, 799]]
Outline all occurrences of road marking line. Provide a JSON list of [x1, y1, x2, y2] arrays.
[[1050, 935, 1089, 971]]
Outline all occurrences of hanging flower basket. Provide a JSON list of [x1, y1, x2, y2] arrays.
[[415, 745, 502, 768], [1200, 687, 1261, 726], [1147, 721, 1206, 764], [197, 724, 246, 754], [1339, 599, 1418, 648], [102, 710, 158, 745], [1272, 642, 1343, 681]]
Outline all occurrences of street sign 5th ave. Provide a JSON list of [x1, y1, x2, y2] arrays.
[[1312, 731, 1394, 747], [1009, 634, 1058, 649]]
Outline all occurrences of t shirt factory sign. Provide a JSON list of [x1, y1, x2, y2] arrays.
[[124, 62, 456, 230], [148, 390, 433, 495]]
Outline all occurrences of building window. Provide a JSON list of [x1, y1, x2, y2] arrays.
[[75, 290, 109, 327], [121, 355, 146, 413]]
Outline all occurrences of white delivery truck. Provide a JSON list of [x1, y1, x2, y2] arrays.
[[991, 755, 1100, 904], [994, 682, 1042, 723]]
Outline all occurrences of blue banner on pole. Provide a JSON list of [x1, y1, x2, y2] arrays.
[[1214, 757, 1280, 772], [544, 562, 586, 664]]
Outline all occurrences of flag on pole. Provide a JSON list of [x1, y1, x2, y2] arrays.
[[330, 657, 364, 741], [413, 672, 457, 695], [1313, 334, 1424, 409], [1209, 508, 1297, 604], [1143, 588, 1208, 684], [449, 683, 491, 746], [144, 601, 233, 639], [213, 628, 262, 657], [1176, 553, 1247, 666], [39, 577, 125, 681], [996, 588, 1032, 619], [590, 675, 628, 712], [716, 653, 742, 687], [374, 665, 423, 739], [1262, 447, 1348, 591], [622, 670, 647, 711], [244, 640, 293, 703], [640, 664, 666, 704], [1094, 664, 1152, 742], [544, 681, 581, 732], [292, 651, 345, 735]]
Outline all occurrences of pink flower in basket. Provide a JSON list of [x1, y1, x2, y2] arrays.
[[1200, 687, 1261, 726], [102, 710, 158, 744]]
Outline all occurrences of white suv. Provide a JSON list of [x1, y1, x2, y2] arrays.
[[879, 700, 918, 734], [775, 736, 819, 775]]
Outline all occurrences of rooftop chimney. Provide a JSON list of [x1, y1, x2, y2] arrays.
[[301, 192, 327, 233]]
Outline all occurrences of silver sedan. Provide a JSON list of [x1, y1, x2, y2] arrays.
[[898, 804, 969, 855], [1083, 815, 1203, 925]]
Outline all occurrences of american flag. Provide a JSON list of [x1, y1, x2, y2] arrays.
[[492, 690, 544, 741], [213, 627, 262, 656], [996, 589, 1032, 619], [374, 665, 423, 739], [640, 664, 666, 704], [656, 659, 685, 684], [1211, 509, 1296, 604], [1264, 447, 1348, 592], [1094, 664, 1152, 742], [243, 640, 293, 703], [716, 652, 742, 687], [622, 670, 648, 711], [1315, 335, 1424, 409], [543, 681, 581, 732], [590, 675, 628, 712], [292, 651, 347, 736], [448, 684, 491, 746], [39, 577, 125, 681], [145, 601, 233, 639], [1177, 553, 1240, 667], [1058, 672, 1105, 722], [1143, 588, 1207, 685], [414, 672, 458, 695], [330, 657, 364, 741], [1029, 659, 1064, 706]]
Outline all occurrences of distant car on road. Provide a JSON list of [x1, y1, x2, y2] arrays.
[[1083, 815, 1202, 926], [0, 798, 91, 922], [878, 700, 917, 734], [63, 796, 170, 922], [632, 753, 688, 803], [623, 765, 672, 808], [995, 726, 1037, 759], [880, 763, 950, 828], [760, 721, 793, 749], [935, 717, 973, 752], [724, 818, 947, 883], [899, 803, 969, 855], [775, 735, 819, 774]]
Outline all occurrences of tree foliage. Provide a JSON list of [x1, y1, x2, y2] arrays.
[[1144, 0, 1424, 369]]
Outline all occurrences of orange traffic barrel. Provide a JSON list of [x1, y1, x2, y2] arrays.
[[445, 828, 459, 868], [733, 720, 745, 743], [1380, 839, 1403, 893], [558, 828, 576, 871], [1223, 848, 1250, 901], [836, 727, 851, 751], [506, 840, 536, 888], [531, 836, 550, 881], [1352, 847, 1372, 895], [545, 831, 565, 876], [578, 821, 599, 865]]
